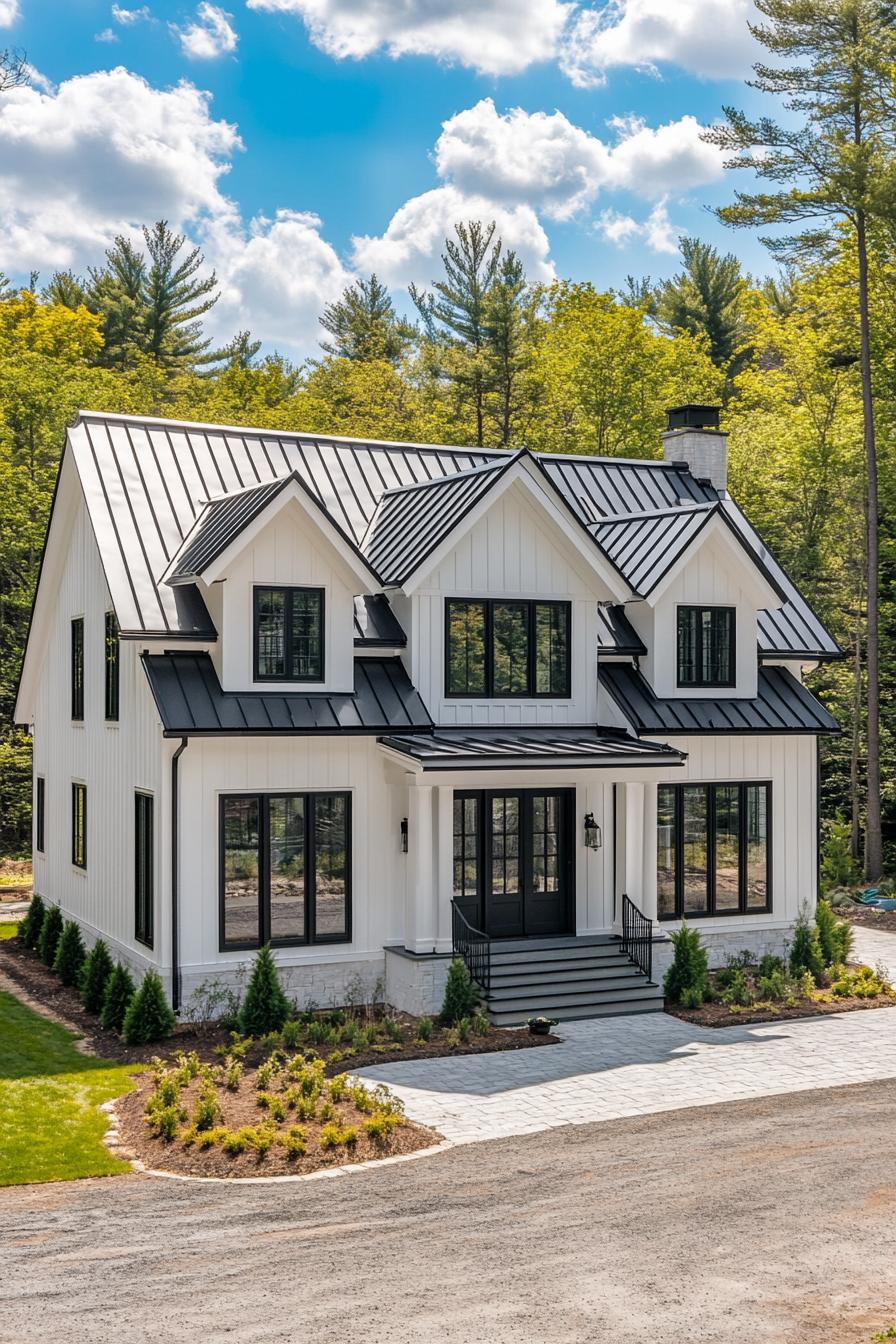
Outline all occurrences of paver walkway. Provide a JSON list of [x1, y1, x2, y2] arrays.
[[358, 927, 896, 1146]]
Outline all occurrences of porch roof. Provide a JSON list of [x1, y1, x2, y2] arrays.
[[378, 726, 685, 771]]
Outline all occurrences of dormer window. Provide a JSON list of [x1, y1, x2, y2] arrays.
[[677, 606, 735, 688], [446, 599, 570, 698], [253, 586, 324, 682]]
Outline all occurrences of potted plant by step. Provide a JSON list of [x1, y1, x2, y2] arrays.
[[526, 1016, 558, 1036]]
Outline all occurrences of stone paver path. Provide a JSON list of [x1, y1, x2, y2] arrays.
[[358, 928, 896, 1145]]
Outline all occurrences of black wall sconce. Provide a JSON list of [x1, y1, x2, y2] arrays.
[[400, 817, 408, 853], [584, 812, 602, 850]]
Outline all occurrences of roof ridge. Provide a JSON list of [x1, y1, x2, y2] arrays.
[[376, 451, 521, 500], [591, 501, 717, 527]]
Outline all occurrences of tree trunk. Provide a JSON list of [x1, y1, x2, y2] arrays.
[[850, 606, 863, 864], [856, 208, 882, 879]]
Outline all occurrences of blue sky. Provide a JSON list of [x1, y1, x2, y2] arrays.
[[4, 0, 773, 356]]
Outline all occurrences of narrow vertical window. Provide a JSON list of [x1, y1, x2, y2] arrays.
[[534, 603, 570, 696], [745, 785, 770, 910], [681, 786, 709, 914], [492, 603, 529, 695], [35, 777, 45, 854], [313, 793, 349, 941], [72, 782, 86, 870], [105, 611, 120, 721], [135, 792, 154, 948], [446, 600, 487, 695], [71, 617, 84, 720], [221, 795, 261, 948], [656, 784, 676, 918]]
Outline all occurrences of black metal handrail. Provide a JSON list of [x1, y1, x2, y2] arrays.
[[451, 900, 492, 995], [621, 893, 653, 983]]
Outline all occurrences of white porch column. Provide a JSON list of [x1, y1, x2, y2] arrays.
[[435, 786, 454, 953], [640, 781, 658, 923], [406, 784, 436, 954], [624, 782, 645, 906]]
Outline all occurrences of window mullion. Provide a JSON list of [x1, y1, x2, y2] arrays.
[[485, 602, 494, 697], [260, 796, 270, 946]]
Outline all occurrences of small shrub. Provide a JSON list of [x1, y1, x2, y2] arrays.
[[122, 969, 176, 1045], [455, 1015, 471, 1042], [364, 1111, 400, 1144], [472, 1011, 490, 1037], [173, 1050, 203, 1086], [798, 970, 817, 998], [256, 1060, 276, 1090], [265, 1094, 287, 1122], [239, 945, 290, 1037], [20, 893, 45, 950], [726, 949, 754, 971], [79, 939, 114, 1013], [180, 979, 242, 1035], [441, 958, 479, 1025], [149, 1073, 180, 1108], [282, 1125, 308, 1159], [318, 1100, 335, 1123], [196, 1126, 229, 1150], [757, 969, 789, 1003], [53, 920, 86, 987], [443, 1027, 461, 1049], [663, 924, 710, 1005], [248, 1123, 277, 1156], [789, 908, 824, 984], [815, 898, 854, 969], [147, 1104, 180, 1141], [758, 954, 784, 980], [221, 1059, 243, 1091], [221, 1127, 252, 1156], [281, 1019, 302, 1050], [100, 962, 136, 1033], [319, 1122, 359, 1150], [37, 904, 63, 967], [415, 1016, 434, 1043], [192, 1083, 221, 1132], [720, 967, 754, 1008], [295, 1096, 317, 1122], [328, 1073, 349, 1103], [349, 1084, 375, 1114]]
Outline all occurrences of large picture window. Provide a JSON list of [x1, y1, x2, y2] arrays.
[[220, 791, 350, 949], [135, 792, 154, 948], [71, 617, 84, 720], [445, 599, 570, 698], [105, 611, 120, 721], [657, 782, 770, 919], [676, 606, 735, 687], [72, 782, 86, 870], [253, 587, 324, 682]]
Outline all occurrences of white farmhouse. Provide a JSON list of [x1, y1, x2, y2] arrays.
[[14, 405, 840, 1022]]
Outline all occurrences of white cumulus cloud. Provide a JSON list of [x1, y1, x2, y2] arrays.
[[246, 0, 570, 76], [112, 4, 152, 23], [596, 199, 679, 255], [171, 3, 238, 58], [96, 28, 119, 42], [0, 1, 19, 25]]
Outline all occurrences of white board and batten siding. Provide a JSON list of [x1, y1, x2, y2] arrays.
[[29, 487, 166, 976]]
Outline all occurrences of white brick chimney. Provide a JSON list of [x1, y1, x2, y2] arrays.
[[661, 404, 727, 493]]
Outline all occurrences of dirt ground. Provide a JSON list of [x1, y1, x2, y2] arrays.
[[840, 903, 896, 932], [3, 1079, 896, 1344]]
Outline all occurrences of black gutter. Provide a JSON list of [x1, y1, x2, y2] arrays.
[[171, 737, 188, 1013]]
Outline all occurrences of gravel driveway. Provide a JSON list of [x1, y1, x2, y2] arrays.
[[3, 1079, 896, 1344]]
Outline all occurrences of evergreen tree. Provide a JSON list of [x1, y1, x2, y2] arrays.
[[239, 945, 290, 1036], [319, 274, 414, 364], [122, 969, 176, 1044], [142, 221, 221, 371], [482, 251, 539, 446], [221, 329, 262, 369], [705, 0, 896, 878], [19, 892, 44, 949], [87, 236, 147, 370], [80, 938, 114, 1014], [440, 958, 479, 1024], [53, 919, 86, 987], [410, 221, 503, 446], [655, 238, 747, 376], [663, 924, 710, 1005], [789, 909, 825, 982], [37, 903, 63, 967], [101, 962, 136, 1034], [43, 271, 88, 310]]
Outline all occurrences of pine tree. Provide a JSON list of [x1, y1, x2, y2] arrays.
[[221, 329, 262, 369], [482, 251, 539, 446], [122, 969, 176, 1045], [43, 270, 88, 310], [19, 892, 44, 949], [87, 235, 148, 370], [705, 0, 896, 878], [239, 945, 290, 1036], [53, 919, 86, 987], [142, 220, 221, 371], [37, 903, 63, 967], [789, 909, 825, 983], [319, 275, 414, 364], [80, 938, 114, 1014], [440, 958, 479, 1024], [663, 924, 710, 1005], [100, 962, 136, 1034], [655, 238, 747, 376]]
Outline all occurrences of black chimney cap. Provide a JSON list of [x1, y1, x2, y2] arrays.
[[665, 404, 721, 432]]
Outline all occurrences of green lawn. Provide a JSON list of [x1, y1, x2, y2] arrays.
[[0, 923, 19, 939], [0, 989, 137, 1186]]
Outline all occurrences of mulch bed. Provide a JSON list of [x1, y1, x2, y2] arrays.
[[838, 905, 896, 932], [0, 934, 558, 1069], [668, 991, 896, 1029]]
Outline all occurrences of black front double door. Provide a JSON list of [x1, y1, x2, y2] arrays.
[[453, 789, 574, 939]]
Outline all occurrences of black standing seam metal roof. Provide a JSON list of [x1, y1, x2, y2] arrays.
[[353, 594, 407, 646], [379, 727, 686, 769], [65, 412, 840, 659], [599, 663, 840, 735], [141, 653, 433, 736], [596, 604, 647, 655]]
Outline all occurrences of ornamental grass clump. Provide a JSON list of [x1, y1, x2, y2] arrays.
[[663, 923, 709, 1006], [37, 903, 63, 967], [53, 920, 86, 987], [239, 945, 290, 1037], [440, 958, 479, 1024], [122, 969, 176, 1045], [19, 893, 45, 950], [80, 938, 114, 1013]]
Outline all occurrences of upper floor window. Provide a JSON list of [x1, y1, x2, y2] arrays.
[[72, 782, 86, 870], [253, 587, 324, 682], [71, 617, 84, 720], [676, 606, 735, 688], [105, 611, 120, 721], [445, 599, 571, 698]]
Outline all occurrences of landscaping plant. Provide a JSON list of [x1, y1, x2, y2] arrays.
[[663, 924, 710, 1005], [80, 939, 114, 1013], [239, 945, 290, 1037], [37, 903, 63, 967], [100, 961, 136, 1033], [789, 909, 824, 983], [19, 893, 45, 950], [122, 969, 176, 1045], [53, 920, 86, 988], [814, 899, 853, 968], [440, 957, 479, 1024]]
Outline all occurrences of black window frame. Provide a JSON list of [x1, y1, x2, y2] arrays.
[[676, 605, 736, 689], [135, 791, 154, 948], [252, 585, 325, 683], [104, 610, 120, 721], [35, 776, 45, 854], [445, 598, 572, 699], [657, 781, 772, 920], [218, 790, 351, 951], [71, 781, 87, 870], [71, 616, 84, 720]]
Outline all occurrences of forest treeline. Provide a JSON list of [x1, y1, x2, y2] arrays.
[[1, 0, 894, 880]]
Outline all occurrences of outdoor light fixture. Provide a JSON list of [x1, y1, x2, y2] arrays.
[[584, 812, 602, 850], [400, 817, 408, 853]]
